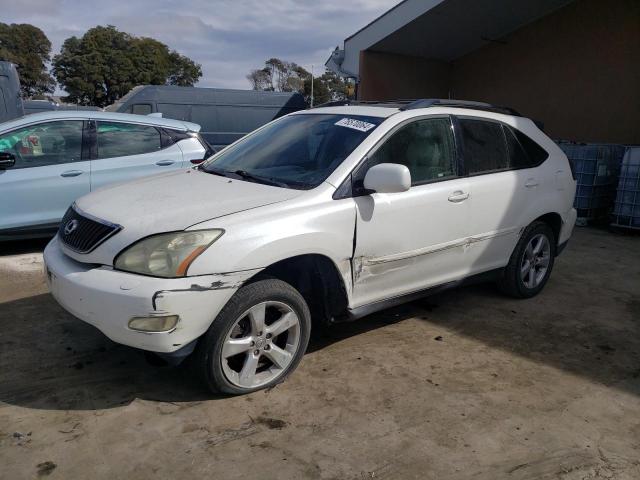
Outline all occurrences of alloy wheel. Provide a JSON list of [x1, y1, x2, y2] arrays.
[[220, 301, 301, 389], [520, 233, 551, 289]]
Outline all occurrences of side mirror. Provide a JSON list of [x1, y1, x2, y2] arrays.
[[0, 152, 16, 169], [363, 163, 411, 193]]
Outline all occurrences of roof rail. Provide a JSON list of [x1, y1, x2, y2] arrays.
[[400, 99, 521, 116], [313, 98, 522, 116], [313, 99, 416, 109]]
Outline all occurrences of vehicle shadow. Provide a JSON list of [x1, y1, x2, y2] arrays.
[[0, 293, 214, 410], [1, 269, 638, 412], [0, 237, 51, 256], [0, 291, 423, 411]]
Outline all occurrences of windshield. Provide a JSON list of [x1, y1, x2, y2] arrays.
[[201, 113, 383, 189]]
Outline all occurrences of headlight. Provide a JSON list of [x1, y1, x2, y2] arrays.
[[114, 229, 224, 277]]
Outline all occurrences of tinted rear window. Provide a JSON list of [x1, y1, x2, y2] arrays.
[[459, 119, 509, 175]]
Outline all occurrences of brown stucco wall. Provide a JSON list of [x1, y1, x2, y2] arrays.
[[358, 50, 451, 102], [451, 0, 639, 144], [357, 0, 640, 144]]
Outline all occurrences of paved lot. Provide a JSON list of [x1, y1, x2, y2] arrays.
[[0, 228, 639, 479]]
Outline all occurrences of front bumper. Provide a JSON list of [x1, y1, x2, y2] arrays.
[[44, 236, 259, 353]]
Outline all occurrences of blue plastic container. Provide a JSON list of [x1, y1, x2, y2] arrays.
[[558, 142, 627, 220], [611, 147, 640, 229]]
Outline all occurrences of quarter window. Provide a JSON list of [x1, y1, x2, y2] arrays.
[[368, 118, 457, 185], [512, 127, 549, 165], [503, 126, 531, 169], [0, 120, 83, 169], [459, 118, 509, 175], [96, 122, 161, 159]]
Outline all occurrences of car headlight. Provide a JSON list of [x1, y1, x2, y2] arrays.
[[114, 229, 224, 278]]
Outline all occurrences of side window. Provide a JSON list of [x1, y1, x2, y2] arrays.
[[368, 117, 457, 185], [96, 122, 161, 159], [131, 104, 152, 115], [0, 120, 83, 169], [459, 118, 509, 175]]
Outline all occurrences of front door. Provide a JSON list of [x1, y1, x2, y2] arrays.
[[0, 119, 89, 235], [351, 116, 471, 308]]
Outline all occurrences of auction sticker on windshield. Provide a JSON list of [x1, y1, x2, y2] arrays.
[[334, 118, 377, 132]]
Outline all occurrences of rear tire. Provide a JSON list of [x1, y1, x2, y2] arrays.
[[194, 279, 311, 395], [498, 221, 556, 298]]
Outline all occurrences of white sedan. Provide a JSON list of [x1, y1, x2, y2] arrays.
[[0, 111, 209, 240]]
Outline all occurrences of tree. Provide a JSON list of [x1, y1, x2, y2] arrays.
[[167, 51, 203, 86], [247, 58, 348, 106], [52, 25, 202, 107], [0, 23, 55, 97]]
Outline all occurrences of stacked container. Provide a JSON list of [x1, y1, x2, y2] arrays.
[[611, 147, 640, 230], [557, 142, 626, 222]]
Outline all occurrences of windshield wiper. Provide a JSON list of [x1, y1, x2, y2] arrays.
[[202, 166, 290, 188], [202, 166, 231, 177], [232, 170, 289, 188]]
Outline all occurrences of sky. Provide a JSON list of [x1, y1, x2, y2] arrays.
[[2, 0, 395, 92]]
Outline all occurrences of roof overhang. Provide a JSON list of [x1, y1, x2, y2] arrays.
[[327, 0, 576, 79]]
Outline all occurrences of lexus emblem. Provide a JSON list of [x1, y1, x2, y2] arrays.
[[64, 219, 79, 236]]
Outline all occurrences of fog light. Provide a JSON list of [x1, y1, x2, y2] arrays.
[[128, 315, 179, 332]]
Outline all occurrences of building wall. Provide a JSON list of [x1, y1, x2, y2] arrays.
[[451, 0, 639, 144], [358, 0, 639, 144], [358, 50, 451, 102]]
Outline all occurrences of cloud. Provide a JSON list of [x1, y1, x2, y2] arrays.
[[3, 0, 394, 92]]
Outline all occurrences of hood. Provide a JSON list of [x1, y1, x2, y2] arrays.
[[67, 168, 303, 264]]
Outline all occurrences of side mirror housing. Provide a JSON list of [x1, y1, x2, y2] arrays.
[[0, 152, 16, 169], [363, 163, 411, 193]]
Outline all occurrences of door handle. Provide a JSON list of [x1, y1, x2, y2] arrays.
[[525, 179, 539, 188], [448, 191, 469, 203], [155, 160, 175, 166], [60, 170, 84, 177]]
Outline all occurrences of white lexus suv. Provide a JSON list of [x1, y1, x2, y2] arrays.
[[44, 99, 577, 394]]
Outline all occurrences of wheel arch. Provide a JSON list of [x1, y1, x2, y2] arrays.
[[244, 253, 351, 326], [532, 212, 562, 249]]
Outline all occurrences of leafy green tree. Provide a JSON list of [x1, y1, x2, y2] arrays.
[[0, 23, 55, 96], [52, 25, 202, 107], [248, 58, 348, 106], [167, 51, 203, 86]]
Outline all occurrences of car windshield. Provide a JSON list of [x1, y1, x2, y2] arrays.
[[201, 113, 383, 189]]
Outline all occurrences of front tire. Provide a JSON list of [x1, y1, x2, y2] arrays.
[[498, 221, 556, 298], [194, 279, 311, 395]]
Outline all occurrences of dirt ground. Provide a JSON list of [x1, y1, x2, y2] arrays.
[[0, 228, 639, 480]]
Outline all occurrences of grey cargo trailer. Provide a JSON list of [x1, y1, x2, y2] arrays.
[[106, 85, 306, 150], [0, 62, 24, 123]]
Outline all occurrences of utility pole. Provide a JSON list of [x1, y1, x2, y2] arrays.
[[310, 64, 314, 108]]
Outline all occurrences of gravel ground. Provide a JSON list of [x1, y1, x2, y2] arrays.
[[0, 228, 639, 479]]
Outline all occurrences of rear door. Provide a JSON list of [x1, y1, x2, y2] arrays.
[[89, 120, 185, 191], [455, 117, 534, 274], [0, 119, 90, 234]]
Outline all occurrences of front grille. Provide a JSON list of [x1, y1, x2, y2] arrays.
[[58, 205, 122, 253]]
